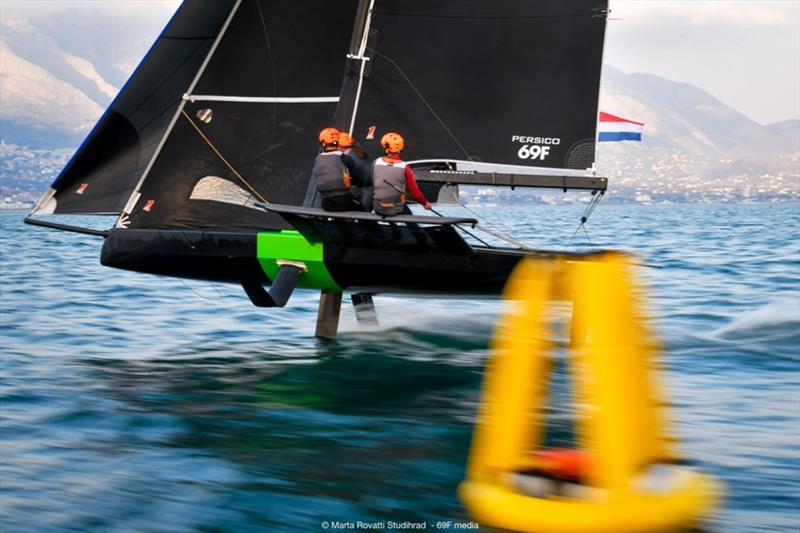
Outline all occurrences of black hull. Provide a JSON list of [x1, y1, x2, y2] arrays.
[[100, 228, 548, 297]]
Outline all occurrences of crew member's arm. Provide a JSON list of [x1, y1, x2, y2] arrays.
[[404, 166, 432, 210], [340, 153, 366, 187]]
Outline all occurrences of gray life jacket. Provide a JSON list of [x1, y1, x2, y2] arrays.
[[312, 151, 351, 198], [372, 158, 406, 215]]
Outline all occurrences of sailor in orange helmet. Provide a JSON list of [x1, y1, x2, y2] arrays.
[[338, 131, 374, 210], [312, 127, 368, 212], [371, 132, 431, 216]]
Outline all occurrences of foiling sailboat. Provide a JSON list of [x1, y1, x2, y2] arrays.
[[26, 0, 610, 338]]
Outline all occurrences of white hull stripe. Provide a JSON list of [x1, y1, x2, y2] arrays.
[[184, 94, 339, 104]]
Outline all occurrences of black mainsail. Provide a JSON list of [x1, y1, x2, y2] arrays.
[[337, 0, 608, 180]]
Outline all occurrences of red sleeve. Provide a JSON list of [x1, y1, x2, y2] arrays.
[[405, 165, 429, 205]]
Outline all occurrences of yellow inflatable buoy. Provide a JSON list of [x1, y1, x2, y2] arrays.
[[459, 253, 721, 533]]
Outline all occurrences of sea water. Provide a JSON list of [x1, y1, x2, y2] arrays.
[[1, 203, 798, 532]]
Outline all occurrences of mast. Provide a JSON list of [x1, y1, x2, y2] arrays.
[[347, 0, 376, 134], [332, 0, 374, 133], [305, 0, 374, 208], [348, 0, 372, 57], [314, 0, 376, 338]]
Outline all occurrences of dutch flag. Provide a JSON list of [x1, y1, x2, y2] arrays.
[[598, 112, 644, 142]]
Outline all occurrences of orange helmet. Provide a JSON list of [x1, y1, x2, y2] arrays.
[[318, 127, 339, 146], [381, 132, 404, 153], [338, 131, 354, 148]]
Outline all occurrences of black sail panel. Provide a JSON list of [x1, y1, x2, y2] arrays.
[[32, 0, 238, 215], [346, 0, 607, 171], [126, 0, 357, 230], [125, 99, 338, 229]]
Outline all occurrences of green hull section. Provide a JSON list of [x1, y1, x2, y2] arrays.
[[256, 230, 341, 292]]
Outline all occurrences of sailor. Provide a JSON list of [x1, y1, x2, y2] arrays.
[[372, 132, 432, 216], [312, 128, 366, 212], [339, 131, 374, 210]]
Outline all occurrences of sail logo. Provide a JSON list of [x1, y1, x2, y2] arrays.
[[511, 135, 560, 161], [511, 136, 561, 145]]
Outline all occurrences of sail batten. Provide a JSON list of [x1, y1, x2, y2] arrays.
[[184, 95, 340, 104]]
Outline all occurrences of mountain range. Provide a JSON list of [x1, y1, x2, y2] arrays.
[[599, 66, 798, 156], [0, 9, 798, 204], [0, 9, 161, 147]]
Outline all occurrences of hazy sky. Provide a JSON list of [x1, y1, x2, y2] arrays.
[[2, 0, 798, 124], [605, 0, 800, 125]]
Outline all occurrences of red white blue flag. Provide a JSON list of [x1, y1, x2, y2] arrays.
[[598, 112, 644, 142]]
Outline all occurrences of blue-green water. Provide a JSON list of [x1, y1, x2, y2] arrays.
[[1, 204, 798, 532]]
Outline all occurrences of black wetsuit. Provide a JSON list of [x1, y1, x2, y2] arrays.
[[343, 149, 374, 211]]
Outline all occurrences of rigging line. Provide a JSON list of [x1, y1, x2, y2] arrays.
[[582, 224, 596, 251], [179, 108, 269, 203], [475, 224, 533, 250], [564, 192, 604, 250], [177, 272, 224, 300], [580, 192, 604, 252], [458, 226, 492, 248], [176, 229, 224, 299], [464, 213, 532, 249], [455, 199, 534, 249], [582, 190, 604, 222], [255, 0, 279, 166], [429, 207, 493, 248], [367, 48, 473, 161], [565, 223, 583, 250]]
